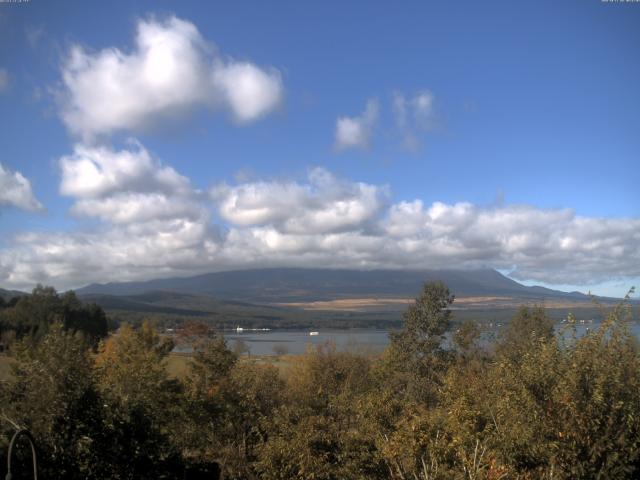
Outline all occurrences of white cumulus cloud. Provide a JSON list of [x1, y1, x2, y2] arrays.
[[71, 193, 202, 225], [59, 141, 190, 199], [59, 15, 283, 139], [0, 163, 43, 212], [59, 141, 203, 224], [334, 99, 379, 151], [212, 62, 283, 123], [0, 157, 638, 291], [213, 167, 389, 234]]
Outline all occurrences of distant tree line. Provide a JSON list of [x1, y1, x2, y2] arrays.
[[0, 285, 109, 349], [1, 283, 639, 479]]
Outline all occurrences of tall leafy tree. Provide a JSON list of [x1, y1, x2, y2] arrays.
[[379, 281, 455, 405], [0, 324, 110, 479], [94, 321, 184, 478]]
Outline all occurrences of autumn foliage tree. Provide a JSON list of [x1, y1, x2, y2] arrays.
[[92, 321, 184, 478]]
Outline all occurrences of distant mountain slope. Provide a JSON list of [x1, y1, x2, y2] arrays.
[[0, 288, 26, 301], [76, 268, 590, 302], [78, 290, 318, 327]]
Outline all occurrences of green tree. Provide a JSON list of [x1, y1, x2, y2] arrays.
[[93, 321, 184, 478], [0, 324, 111, 479], [187, 335, 238, 397], [379, 281, 455, 405], [497, 305, 554, 359], [548, 302, 640, 478], [60, 291, 108, 346], [181, 336, 237, 473], [452, 319, 482, 355], [0, 286, 108, 347], [217, 362, 284, 479], [258, 343, 385, 479]]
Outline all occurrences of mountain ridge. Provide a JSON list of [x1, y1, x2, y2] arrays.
[[0, 288, 27, 301], [75, 267, 593, 302]]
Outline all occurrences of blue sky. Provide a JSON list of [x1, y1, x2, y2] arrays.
[[0, 0, 638, 296]]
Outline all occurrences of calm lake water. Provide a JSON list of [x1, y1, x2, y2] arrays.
[[185, 321, 640, 357], [223, 329, 391, 356]]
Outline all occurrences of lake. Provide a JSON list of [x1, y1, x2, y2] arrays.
[[222, 329, 391, 356], [189, 320, 640, 357]]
